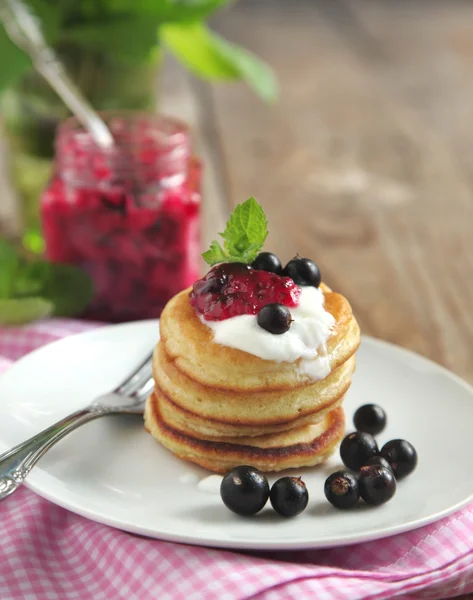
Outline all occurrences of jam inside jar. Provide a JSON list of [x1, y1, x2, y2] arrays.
[[41, 113, 201, 322]]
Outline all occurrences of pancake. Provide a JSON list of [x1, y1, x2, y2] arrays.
[[159, 284, 360, 392], [146, 280, 359, 473], [154, 384, 347, 439], [145, 392, 345, 473], [152, 350, 356, 436]]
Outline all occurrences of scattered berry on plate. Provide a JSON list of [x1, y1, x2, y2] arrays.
[[362, 455, 393, 472], [353, 404, 387, 435], [252, 252, 283, 275], [270, 476, 309, 517], [257, 303, 293, 334], [381, 439, 418, 480], [283, 257, 321, 287], [340, 431, 379, 471], [359, 465, 397, 505], [220, 465, 269, 516], [324, 470, 360, 509]]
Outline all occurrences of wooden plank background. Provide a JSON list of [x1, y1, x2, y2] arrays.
[[202, 0, 473, 389], [1, 3, 473, 595]]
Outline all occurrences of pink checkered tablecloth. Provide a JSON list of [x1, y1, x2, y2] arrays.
[[1, 320, 473, 600]]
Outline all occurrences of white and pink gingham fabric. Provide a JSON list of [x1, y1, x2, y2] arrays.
[[1, 320, 473, 600]]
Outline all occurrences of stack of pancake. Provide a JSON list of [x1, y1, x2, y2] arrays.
[[145, 283, 360, 473]]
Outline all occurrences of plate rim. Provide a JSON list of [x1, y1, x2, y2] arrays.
[[1, 322, 473, 550]]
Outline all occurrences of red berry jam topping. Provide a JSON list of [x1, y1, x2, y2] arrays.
[[190, 263, 301, 321]]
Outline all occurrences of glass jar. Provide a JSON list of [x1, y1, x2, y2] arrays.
[[3, 41, 161, 254], [40, 113, 201, 322]]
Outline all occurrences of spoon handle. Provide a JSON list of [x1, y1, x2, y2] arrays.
[[0, 408, 106, 501], [35, 57, 115, 148], [0, 0, 114, 148]]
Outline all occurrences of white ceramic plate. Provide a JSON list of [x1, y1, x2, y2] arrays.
[[1, 320, 472, 550]]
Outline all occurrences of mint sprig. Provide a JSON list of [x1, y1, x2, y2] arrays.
[[0, 239, 94, 326], [202, 197, 268, 266]]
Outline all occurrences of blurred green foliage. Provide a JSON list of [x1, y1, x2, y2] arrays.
[[0, 0, 277, 101], [0, 239, 94, 325]]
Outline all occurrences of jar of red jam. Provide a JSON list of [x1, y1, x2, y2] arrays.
[[41, 113, 201, 322]]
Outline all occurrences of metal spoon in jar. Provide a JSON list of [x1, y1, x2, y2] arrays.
[[0, 0, 114, 149]]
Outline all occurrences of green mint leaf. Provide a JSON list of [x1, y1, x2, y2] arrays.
[[204, 31, 278, 103], [0, 240, 19, 298], [160, 21, 238, 79], [109, 0, 230, 22], [202, 197, 268, 266], [11, 260, 94, 317], [155, 0, 230, 22], [11, 261, 48, 298], [27, 0, 61, 42], [161, 22, 277, 101], [221, 197, 268, 259], [0, 298, 53, 326], [37, 262, 94, 317], [239, 242, 265, 265], [64, 16, 159, 62], [202, 240, 228, 266], [0, 0, 60, 93], [0, 27, 30, 91]]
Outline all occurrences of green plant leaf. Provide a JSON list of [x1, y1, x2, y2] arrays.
[[0, 235, 93, 321], [16, 261, 94, 317], [206, 31, 278, 103], [27, 0, 61, 42], [110, 0, 230, 22], [0, 0, 61, 91], [202, 240, 227, 266], [0, 28, 31, 90], [63, 16, 159, 61], [161, 22, 277, 101], [160, 21, 237, 79], [12, 261, 49, 298], [0, 240, 19, 298], [0, 298, 53, 326], [162, 0, 231, 21], [202, 197, 268, 266], [221, 197, 268, 257], [42, 263, 94, 317]]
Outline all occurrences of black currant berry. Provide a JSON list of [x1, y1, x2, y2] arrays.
[[340, 432, 379, 471], [359, 465, 397, 506], [252, 252, 283, 275], [283, 258, 321, 287], [381, 439, 418, 480], [324, 470, 360, 509], [257, 303, 293, 334], [220, 466, 269, 516], [353, 404, 387, 436], [270, 476, 309, 517]]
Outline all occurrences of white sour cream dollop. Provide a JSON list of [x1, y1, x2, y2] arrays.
[[200, 286, 335, 380]]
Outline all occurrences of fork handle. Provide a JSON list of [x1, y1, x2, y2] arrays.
[[0, 407, 106, 501]]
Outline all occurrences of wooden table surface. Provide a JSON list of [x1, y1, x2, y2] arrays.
[[1, 1, 472, 597]]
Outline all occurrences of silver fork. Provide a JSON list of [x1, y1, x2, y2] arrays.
[[0, 351, 155, 501]]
